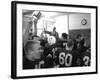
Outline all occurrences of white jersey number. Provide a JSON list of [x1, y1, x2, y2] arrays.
[[83, 56, 90, 66], [59, 52, 72, 67]]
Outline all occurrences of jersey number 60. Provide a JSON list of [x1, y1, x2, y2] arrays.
[[59, 52, 72, 67]]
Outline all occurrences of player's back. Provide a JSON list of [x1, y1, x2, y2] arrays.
[[54, 48, 81, 67], [71, 50, 82, 67], [56, 39, 68, 49], [81, 48, 91, 66]]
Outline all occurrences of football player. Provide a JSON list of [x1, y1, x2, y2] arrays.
[[42, 42, 58, 68], [81, 48, 91, 66], [75, 34, 87, 52], [56, 33, 68, 49], [42, 38, 62, 68], [53, 39, 82, 67]]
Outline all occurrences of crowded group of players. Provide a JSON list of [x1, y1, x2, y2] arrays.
[[23, 27, 91, 69]]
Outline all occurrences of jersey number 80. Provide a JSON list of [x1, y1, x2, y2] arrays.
[[59, 52, 72, 67]]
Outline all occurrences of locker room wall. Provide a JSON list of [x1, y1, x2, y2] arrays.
[[69, 13, 91, 30], [69, 29, 91, 47], [69, 13, 91, 47]]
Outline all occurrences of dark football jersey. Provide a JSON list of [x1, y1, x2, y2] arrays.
[[81, 50, 91, 66], [42, 54, 54, 68], [56, 39, 68, 49], [43, 44, 56, 57], [54, 48, 81, 67], [23, 56, 36, 69], [43, 42, 62, 58], [23, 56, 43, 69], [77, 46, 88, 54], [42, 44, 59, 68]]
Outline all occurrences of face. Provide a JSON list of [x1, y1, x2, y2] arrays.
[[76, 37, 81, 42], [66, 41, 73, 50], [53, 27, 56, 31], [28, 43, 44, 61]]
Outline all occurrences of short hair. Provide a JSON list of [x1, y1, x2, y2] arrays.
[[67, 39, 74, 48], [80, 39, 85, 46], [24, 41, 40, 55], [53, 27, 56, 29], [62, 33, 68, 39], [40, 39, 48, 47], [53, 27, 56, 30], [76, 34, 82, 39]]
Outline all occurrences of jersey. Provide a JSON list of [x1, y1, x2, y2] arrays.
[[42, 44, 59, 68], [43, 43, 59, 57], [42, 54, 54, 68], [54, 48, 81, 67], [56, 39, 68, 49], [81, 49, 91, 66]]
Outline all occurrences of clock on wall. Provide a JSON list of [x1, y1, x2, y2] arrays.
[[81, 19, 87, 25]]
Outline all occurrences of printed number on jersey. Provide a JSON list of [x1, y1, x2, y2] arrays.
[[83, 56, 90, 66], [59, 52, 72, 67]]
